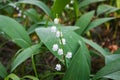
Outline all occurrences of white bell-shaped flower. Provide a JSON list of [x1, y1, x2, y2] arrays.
[[52, 44, 58, 51], [19, 10, 22, 13], [58, 48, 63, 55], [65, 4, 70, 9], [23, 15, 26, 18], [16, 7, 19, 10], [18, 13, 22, 17], [62, 38, 66, 45], [70, 0, 74, 4], [56, 31, 61, 38], [55, 64, 61, 71], [51, 26, 57, 32], [54, 18, 59, 24], [66, 52, 72, 59]]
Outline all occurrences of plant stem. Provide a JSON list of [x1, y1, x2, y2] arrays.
[[59, 30, 68, 69], [32, 55, 38, 78]]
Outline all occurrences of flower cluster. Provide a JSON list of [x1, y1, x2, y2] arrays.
[[51, 18, 72, 71], [12, 4, 26, 18]]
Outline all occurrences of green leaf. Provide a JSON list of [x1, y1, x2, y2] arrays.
[[16, 0, 51, 16], [84, 17, 114, 33], [5, 73, 20, 80], [104, 71, 120, 80], [75, 11, 95, 35], [52, 0, 70, 16], [104, 54, 120, 80], [0, 6, 14, 15], [73, 0, 79, 18], [79, 0, 105, 9], [93, 57, 120, 80], [24, 8, 41, 23], [105, 54, 120, 64], [63, 42, 90, 80], [116, 0, 120, 8], [0, 62, 8, 78], [113, 48, 120, 54], [81, 37, 108, 57], [22, 75, 39, 80], [35, 27, 91, 80], [97, 4, 119, 16], [0, 15, 32, 48], [35, 27, 83, 64], [11, 43, 42, 72]]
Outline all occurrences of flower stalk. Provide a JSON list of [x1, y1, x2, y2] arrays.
[[32, 55, 38, 78]]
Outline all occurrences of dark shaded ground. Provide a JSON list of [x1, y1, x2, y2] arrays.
[[0, 37, 18, 66]]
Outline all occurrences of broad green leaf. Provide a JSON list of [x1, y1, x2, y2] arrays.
[[52, 0, 70, 16], [93, 57, 120, 80], [104, 71, 120, 80], [84, 17, 114, 33], [105, 54, 120, 64], [5, 73, 20, 80], [63, 42, 90, 80], [11, 43, 42, 72], [73, 0, 79, 18], [22, 75, 39, 80], [81, 37, 108, 57], [35, 27, 77, 63], [79, 0, 105, 9], [75, 11, 95, 35], [0, 15, 32, 48], [0, 6, 14, 15], [116, 0, 120, 8], [16, 0, 51, 16], [35, 27, 91, 80], [0, 62, 8, 78], [104, 54, 120, 80], [35, 27, 84, 65], [24, 8, 41, 23], [61, 26, 79, 31], [97, 4, 119, 16], [113, 48, 120, 54]]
